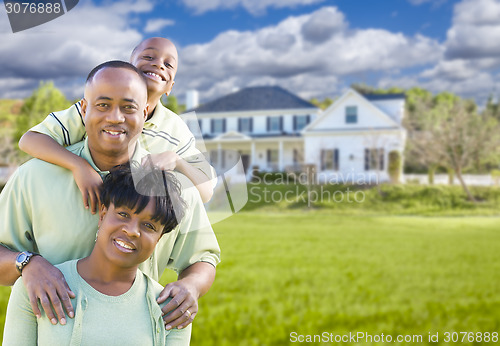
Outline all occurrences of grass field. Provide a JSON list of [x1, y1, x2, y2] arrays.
[[1, 213, 500, 345]]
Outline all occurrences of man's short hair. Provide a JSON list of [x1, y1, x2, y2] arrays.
[[100, 163, 186, 235], [86, 60, 148, 89]]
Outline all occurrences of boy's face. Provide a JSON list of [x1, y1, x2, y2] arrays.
[[82, 67, 148, 158], [97, 200, 164, 268], [130, 37, 178, 99]]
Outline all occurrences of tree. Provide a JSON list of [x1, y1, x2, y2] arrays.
[[310, 97, 334, 110], [163, 94, 186, 114], [483, 93, 500, 121], [406, 96, 500, 201], [15, 81, 70, 142]]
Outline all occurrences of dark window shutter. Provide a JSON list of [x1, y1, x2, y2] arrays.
[[379, 148, 384, 170], [267, 149, 271, 163], [238, 118, 241, 132], [293, 116, 297, 131], [306, 115, 311, 125], [364, 149, 369, 171], [334, 149, 339, 170], [250, 118, 253, 132], [279, 116, 283, 131], [223, 119, 226, 132], [266, 117, 270, 131], [211, 119, 214, 133], [320, 149, 325, 170]]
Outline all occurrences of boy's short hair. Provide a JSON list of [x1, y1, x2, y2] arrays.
[[86, 60, 148, 89], [100, 163, 186, 235]]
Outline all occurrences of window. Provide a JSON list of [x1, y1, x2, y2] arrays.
[[211, 119, 226, 133], [320, 149, 339, 170], [364, 148, 384, 170], [238, 118, 252, 133], [345, 106, 357, 124], [294, 115, 310, 131], [267, 116, 282, 132]]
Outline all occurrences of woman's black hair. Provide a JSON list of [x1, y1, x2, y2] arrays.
[[100, 162, 186, 235]]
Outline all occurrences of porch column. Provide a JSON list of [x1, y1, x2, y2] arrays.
[[250, 141, 256, 167], [278, 140, 284, 171], [217, 142, 222, 171]]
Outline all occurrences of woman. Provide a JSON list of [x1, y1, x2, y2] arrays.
[[3, 164, 189, 345]]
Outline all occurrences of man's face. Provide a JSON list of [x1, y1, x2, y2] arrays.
[[82, 67, 148, 157], [130, 37, 178, 98]]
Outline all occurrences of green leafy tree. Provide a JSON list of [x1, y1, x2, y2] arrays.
[[15, 81, 70, 142], [483, 94, 500, 121], [163, 94, 186, 114], [310, 97, 334, 110], [406, 96, 500, 201]]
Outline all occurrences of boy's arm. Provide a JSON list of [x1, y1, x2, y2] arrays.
[[142, 151, 214, 202], [19, 131, 102, 213]]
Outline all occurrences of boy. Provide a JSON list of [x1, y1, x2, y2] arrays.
[[19, 37, 215, 210]]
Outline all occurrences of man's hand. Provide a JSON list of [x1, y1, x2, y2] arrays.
[[21, 255, 75, 325], [157, 281, 198, 330], [71, 160, 102, 214], [143, 152, 180, 171]]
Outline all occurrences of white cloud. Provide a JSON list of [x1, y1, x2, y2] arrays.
[[0, 0, 152, 99], [181, 0, 326, 15], [420, 59, 477, 81], [175, 6, 442, 102], [144, 18, 175, 33], [445, 0, 500, 59]]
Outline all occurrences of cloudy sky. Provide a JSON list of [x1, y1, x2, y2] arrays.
[[1, 0, 500, 106]]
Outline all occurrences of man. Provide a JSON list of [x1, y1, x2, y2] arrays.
[[0, 61, 220, 331]]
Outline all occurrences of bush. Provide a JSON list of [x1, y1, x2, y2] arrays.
[[243, 182, 500, 216], [388, 151, 402, 183]]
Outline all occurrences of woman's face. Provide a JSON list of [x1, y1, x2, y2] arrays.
[[96, 200, 164, 268]]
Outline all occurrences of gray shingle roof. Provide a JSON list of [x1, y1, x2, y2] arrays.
[[189, 86, 318, 113]]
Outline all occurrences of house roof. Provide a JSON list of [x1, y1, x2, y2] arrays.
[[362, 93, 406, 101], [189, 86, 318, 113]]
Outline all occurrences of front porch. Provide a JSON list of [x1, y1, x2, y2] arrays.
[[203, 131, 305, 178]]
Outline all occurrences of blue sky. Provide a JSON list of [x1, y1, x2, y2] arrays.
[[1, 0, 500, 106]]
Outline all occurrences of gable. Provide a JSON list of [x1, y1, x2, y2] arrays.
[[304, 89, 401, 132]]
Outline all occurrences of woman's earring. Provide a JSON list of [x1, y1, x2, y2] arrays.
[[95, 228, 99, 242]]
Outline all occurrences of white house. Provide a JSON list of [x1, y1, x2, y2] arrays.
[[185, 86, 406, 183], [303, 88, 406, 183]]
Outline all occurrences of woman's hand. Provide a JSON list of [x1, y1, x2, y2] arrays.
[[71, 160, 102, 214]]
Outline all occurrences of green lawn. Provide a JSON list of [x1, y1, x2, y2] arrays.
[[1, 213, 500, 345]]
